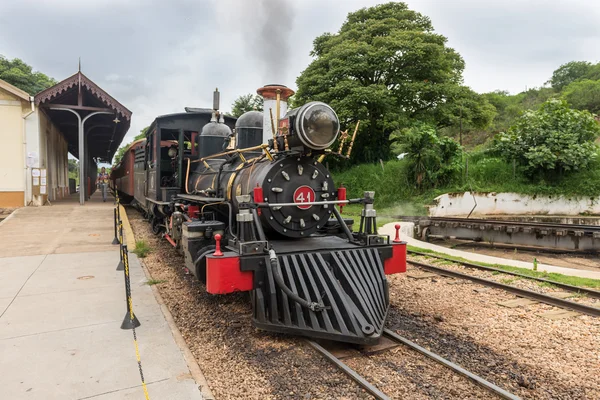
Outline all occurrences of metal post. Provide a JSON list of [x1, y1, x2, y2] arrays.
[[112, 207, 119, 245], [120, 244, 141, 329], [117, 222, 124, 271]]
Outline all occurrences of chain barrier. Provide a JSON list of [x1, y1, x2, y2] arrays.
[[112, 195, 150, 400]]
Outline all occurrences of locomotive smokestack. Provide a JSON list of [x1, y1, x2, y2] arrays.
[[257, 84, 295, 146]]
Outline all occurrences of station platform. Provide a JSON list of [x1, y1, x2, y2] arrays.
[[0, 193, 206, 399], [381, 222, 600, 280]]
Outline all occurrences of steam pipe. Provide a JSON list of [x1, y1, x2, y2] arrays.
[[268, 249, 326, 312]]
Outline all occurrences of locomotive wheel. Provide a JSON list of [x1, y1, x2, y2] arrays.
[[421, 227, 430, 242], [194, 246, 215, 284], [151, 218, 164, 235]]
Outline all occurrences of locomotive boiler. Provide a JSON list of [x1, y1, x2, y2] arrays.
[[113, 84, 407, 344]]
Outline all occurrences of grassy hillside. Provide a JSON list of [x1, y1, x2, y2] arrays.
[[333, 152, 600, 217]]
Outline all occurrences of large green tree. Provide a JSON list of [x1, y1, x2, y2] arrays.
[[294, 2, 472, 163], [494, 99, 600, 178], [230, 94, 263, 118], [0, 55, 56, 94], [548, 61, 592, 91], [562, 79, 600, 114]]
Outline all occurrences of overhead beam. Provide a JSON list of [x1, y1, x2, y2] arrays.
[[48, 104, 115, 113]]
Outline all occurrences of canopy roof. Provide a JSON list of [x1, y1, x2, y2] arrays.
[[35, 71, 132, 163]]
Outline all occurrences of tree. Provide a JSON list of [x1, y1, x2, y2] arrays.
[[548, 61, 592, 91], [391, 124, 462, 188], [483, 90, 525, 132], [562, 79, 600, 114], [432, 86, 496, 131], [295, 2, 467, 164], [68, 159, 78, 173], [135, 126, 149, 141], [494, 99, 600, 178], [0, 55, 56, 94], [231, 94, 263, 118]]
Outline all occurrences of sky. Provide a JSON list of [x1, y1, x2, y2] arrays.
[[1, 0, 600, 158]]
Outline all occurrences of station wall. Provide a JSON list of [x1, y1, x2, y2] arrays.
[[429, 192, 600, 217], [0, 89, 27, 207]]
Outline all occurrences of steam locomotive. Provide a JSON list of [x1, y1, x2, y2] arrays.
[[112, 84, 406, 344]]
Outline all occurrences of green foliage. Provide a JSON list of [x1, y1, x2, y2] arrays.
[[334, 151, 600, 213], [482, 87, 558, 134], [231, 94, 263, 118], [133, 240, 151, 258], [428, 86, 496, 130], [562, 79, 600, 114], [68, 159, 78, 173], [295, 2, 470, 164], [391, 124, 462, 188], [0, 55, 56, 94], [548, 61, 592, 91], [135, 126, 149, 141], [494, 99, 600, 178]]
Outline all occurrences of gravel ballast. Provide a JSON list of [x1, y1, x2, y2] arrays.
[[128, 208, 599, 399]]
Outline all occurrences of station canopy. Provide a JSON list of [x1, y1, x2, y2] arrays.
[[35, 71, 132, 163]]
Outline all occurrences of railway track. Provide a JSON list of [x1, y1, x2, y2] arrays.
[[400, 216, 600, 232], [409, 250, 600, 299], [407, 254, 600, 318], [308, 329, 521, 400]]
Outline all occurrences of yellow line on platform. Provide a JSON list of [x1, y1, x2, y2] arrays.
[[119, 204, 136, 249]]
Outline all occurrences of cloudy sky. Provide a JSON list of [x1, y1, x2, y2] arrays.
[[1, 0, 599, 154]]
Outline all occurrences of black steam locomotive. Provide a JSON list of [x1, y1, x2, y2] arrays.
[[112, 85, 406, 344]]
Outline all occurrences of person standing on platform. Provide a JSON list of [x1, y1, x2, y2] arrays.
[[97, 167, 109, 202]]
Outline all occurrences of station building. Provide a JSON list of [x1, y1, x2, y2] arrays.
[[0, 71, 131, 207]]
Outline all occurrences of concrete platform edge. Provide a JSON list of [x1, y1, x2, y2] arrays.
[[121, 206, 215, 400], [0, 207, 20, 228]]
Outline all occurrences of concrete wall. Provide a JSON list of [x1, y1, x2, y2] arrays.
[[428, 192, 600, 217], [0, 90, 27, 207]]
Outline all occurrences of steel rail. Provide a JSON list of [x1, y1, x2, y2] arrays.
[[307, 340, 391, 400], [382, 329, 521, 400], [399, 215, 600, 232], [407, 260, 600, 317], [408, 250, 600, 299]]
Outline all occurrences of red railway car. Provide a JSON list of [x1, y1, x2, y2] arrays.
[[111, 139, 178, 203]]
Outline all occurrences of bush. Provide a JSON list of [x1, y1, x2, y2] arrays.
[[391, 124, 463, 189], [494, 99, 600, 179]]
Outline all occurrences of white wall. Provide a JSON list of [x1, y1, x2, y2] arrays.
[[429, 192, 600, 217], [0, 94, 25, 192]]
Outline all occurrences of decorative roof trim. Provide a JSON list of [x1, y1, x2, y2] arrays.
[[0, 78, 31, 101], [34, 71, 132, 120]]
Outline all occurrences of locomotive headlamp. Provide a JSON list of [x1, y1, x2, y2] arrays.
[[294, 101, 340, 150]]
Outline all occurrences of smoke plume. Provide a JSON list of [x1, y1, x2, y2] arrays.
[[248, 0, 294, 83]]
